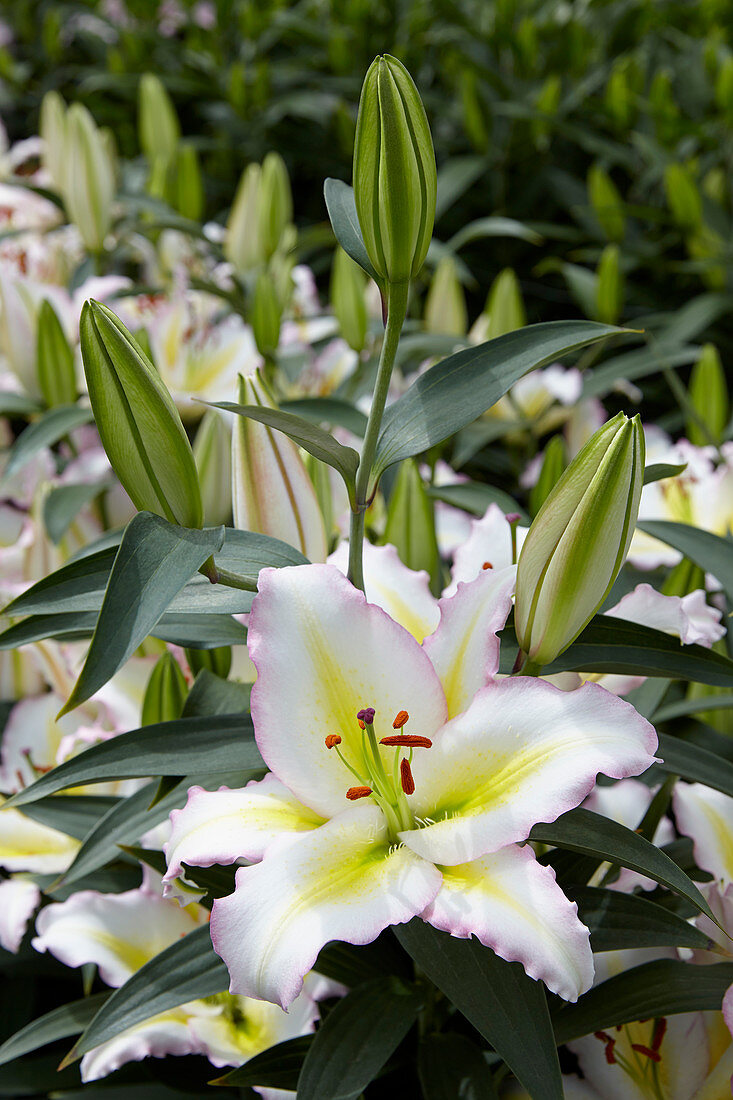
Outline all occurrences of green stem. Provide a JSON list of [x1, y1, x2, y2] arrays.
[[347, 281, 409, 590], [198, 560, 258, 591]]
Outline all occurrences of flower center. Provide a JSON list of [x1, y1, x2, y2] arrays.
[[593, 1020, 668, 1100], [324, 707, 432, 841]]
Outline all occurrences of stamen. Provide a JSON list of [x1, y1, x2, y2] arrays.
[[400, 758, 415, 795], [393, 710, 409, 729], [594, 1032, 616, 1065], [357, 707, 375, 726], [505, 512, 521, 523], [357, 719, 365, 729], [346, 785, 373, 800], [325, 734, 342, 749], [380, 735, 432, 748], [630, 1044, 661, 1063], [482, 561, 493, 570], [651, 1018, 667, 1052]]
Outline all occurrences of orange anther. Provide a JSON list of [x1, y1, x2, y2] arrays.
[[380, 735, 432, 748], [482, 561, 493, 570], [400, 758, 415, 795], [357, 719, 365, 730], [325, 734, 342, 749], [346, 785, 372, 800], [594, 1032, 616, 1065], [393, 710, 409, 729], [631, 1044, 660, 1063]]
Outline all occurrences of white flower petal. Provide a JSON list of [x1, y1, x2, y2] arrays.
[[210, 803, 442, 1008], [0, 878, 40, 952], [606, 583, 724, 648], [447, 504, 526, 594], [163, 776, 323, 895], [32, 888, 204, 987], [328, 541, 440, 643], [402, 679, 657, 866], [422, 843, 593, 1002], [0, 798, 80, 874], [422, 566, 515, 718], [248, 564, 447, 818], [673, 782, 733, 885], [80, 1011, 197, 1082], [189, 988, 317, 1069]]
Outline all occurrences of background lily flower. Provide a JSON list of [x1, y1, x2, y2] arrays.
[[164, 562, 657, 1010], [0, 877, 40, 952]]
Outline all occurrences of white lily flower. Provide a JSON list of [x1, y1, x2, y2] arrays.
[[163, 561, 657, 1010], [673, 783, 733, 887], [0, 877, 40, 952], [444, 503, 528, 596], [583, 778, 675, 891], [606, 584, 725, 648]]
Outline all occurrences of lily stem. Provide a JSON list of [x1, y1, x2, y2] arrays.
[[347, 280, 410, 591]]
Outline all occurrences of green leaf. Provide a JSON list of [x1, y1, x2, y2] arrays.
[[0, 993, 109, 1068], [451, 418, 534, 468], [375, 322, 630, 477], [17, 795, 119, 840], [0, 610, 246, 651], [66, 925, 228, 1065], [209, 401, 359, 488], [0, 392, 43, 417], [553, 959, 733, 1044], [656, 731, 733, 799], [181, 669, 252, 717], [296, 977, 423, 1100], [3, 714, 261, 807], [530, 808, 715, 920], [1, 404, 93, 483], [637, 520, 733, 605], [59, 513, 225, 715], [654, 693, 733, 722], [323, 179, 382, 285], [435, 156, 487, 220], [0, 1052, 81, 1094], [0, 612, 99, 648], [3, 546, 117, 617], [281, 397, 368, 437], [395, 921, 563, 1100], [418, 1034, 499, 1100], [42, 479, 110, 544], [500, 616, 733, 687], [315, 934, 412, 988], [572, 886, 714, 952], [212, 1035, 313, 1088], [643, 462, 687, 485], [427, 481, 529, 523], [447, 215, 543, 250]]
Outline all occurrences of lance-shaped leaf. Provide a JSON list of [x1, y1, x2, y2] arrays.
[[0, 609, 246, 651], [656, 731, 733, 799], [324, 178, 382, 285], [572, 886, 714, 952], [18, 795, 119, 840], [655, 693, 733, 722], [58, 513, 225, 715], [418, 1034, 499, 1100], [374, 321, 631, 479], [530, 808, 715, 920], [0, 993, 109, 1068], [3, 714, 260, 808], [281, 396, 368, 437], [80, 299, 203, 528], [643, 462, 687, 485], [296, 978, 424, 1100], [553, 959, 733, 1044], [42, 479, 110, 544], [396, 921, 563, 1100], [638, 520, 733, 606], [211, 400, 359, 491], [1, 404, 93, 483], [213, 1036, 313, 1089], [61, 925, 228, 1067]]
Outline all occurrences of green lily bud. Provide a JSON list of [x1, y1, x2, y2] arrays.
[[260, 152, 293, 260], [64, 104, 116, 253], [175, 143, 204, 222], [532, 74, 560, 151], [587, 164, 625, 242], [37, 299, 77, 408], [231, 370, 328, 562], [515, 412, 645, 670], [39, 90, 68, 193], [353, 54, 436, 285], [477, 268, 526, 341], [184, 645, 232, 680], [424, 255, 467, 337], [80, 299, 203, 529], [330, 246, 368, 353], [138, 73, 180, 168], [250, 271, 283, 358], [193, 409, 232, 526], [529, 434, 566, 518], [226, 163, 262, 276], [595, 244, 624, 324], [687, 343, 729, 446], [141, 652, 188, 726], [664, 164, 702, 232], [383, 458, 440, 591], [716, 56, 733, 121]]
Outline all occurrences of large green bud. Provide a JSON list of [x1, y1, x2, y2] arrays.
[[80, 300, 203, 529], [515, 412, 644, 670], [353, 54, 436, 286], [64, 104, 116, 253], [138, 73, 180, 167]]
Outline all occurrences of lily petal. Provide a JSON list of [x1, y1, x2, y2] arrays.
[[80, 1011, 198, 1082], [210, 803, 442, 1008], [673, 782, 733, 885], [188, 989, 317, 1069], [163, 775, 324, 894], [0, 798, 80, 874], [32, 889, 205, 987], [606, 583, 724, 648], [0, 878, 40, 952], [422, 566, 515, 718], [249, 564, 448, 818], [328, 541, 440, 643], [446, 504, 527, 595], [422, 842, 593, 1002], [403, 679, 657, 866]]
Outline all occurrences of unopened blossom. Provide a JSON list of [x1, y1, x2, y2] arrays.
[[163, 560, 656, 1009]]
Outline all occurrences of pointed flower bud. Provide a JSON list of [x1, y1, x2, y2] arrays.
[[687, 343, 729, 446], [330, 246, 368, 353], [39, 90, 68, 194], [231, 369, 328, 562], [424, 255, 467, 337], [138, 73, 180, 168], [251, 271, 283, 357], [141, 652, 188, 726], [383, 457, 440, 589], [260, 152, 293, 261], [193, 409, 232, 526], [37, 299, 77, 408], [64, 104, 116, 253], [226, 163, 262, 276], [515, 412, 645, 669], [353, 54, 436, 285], [80, 299, 203, 529]]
